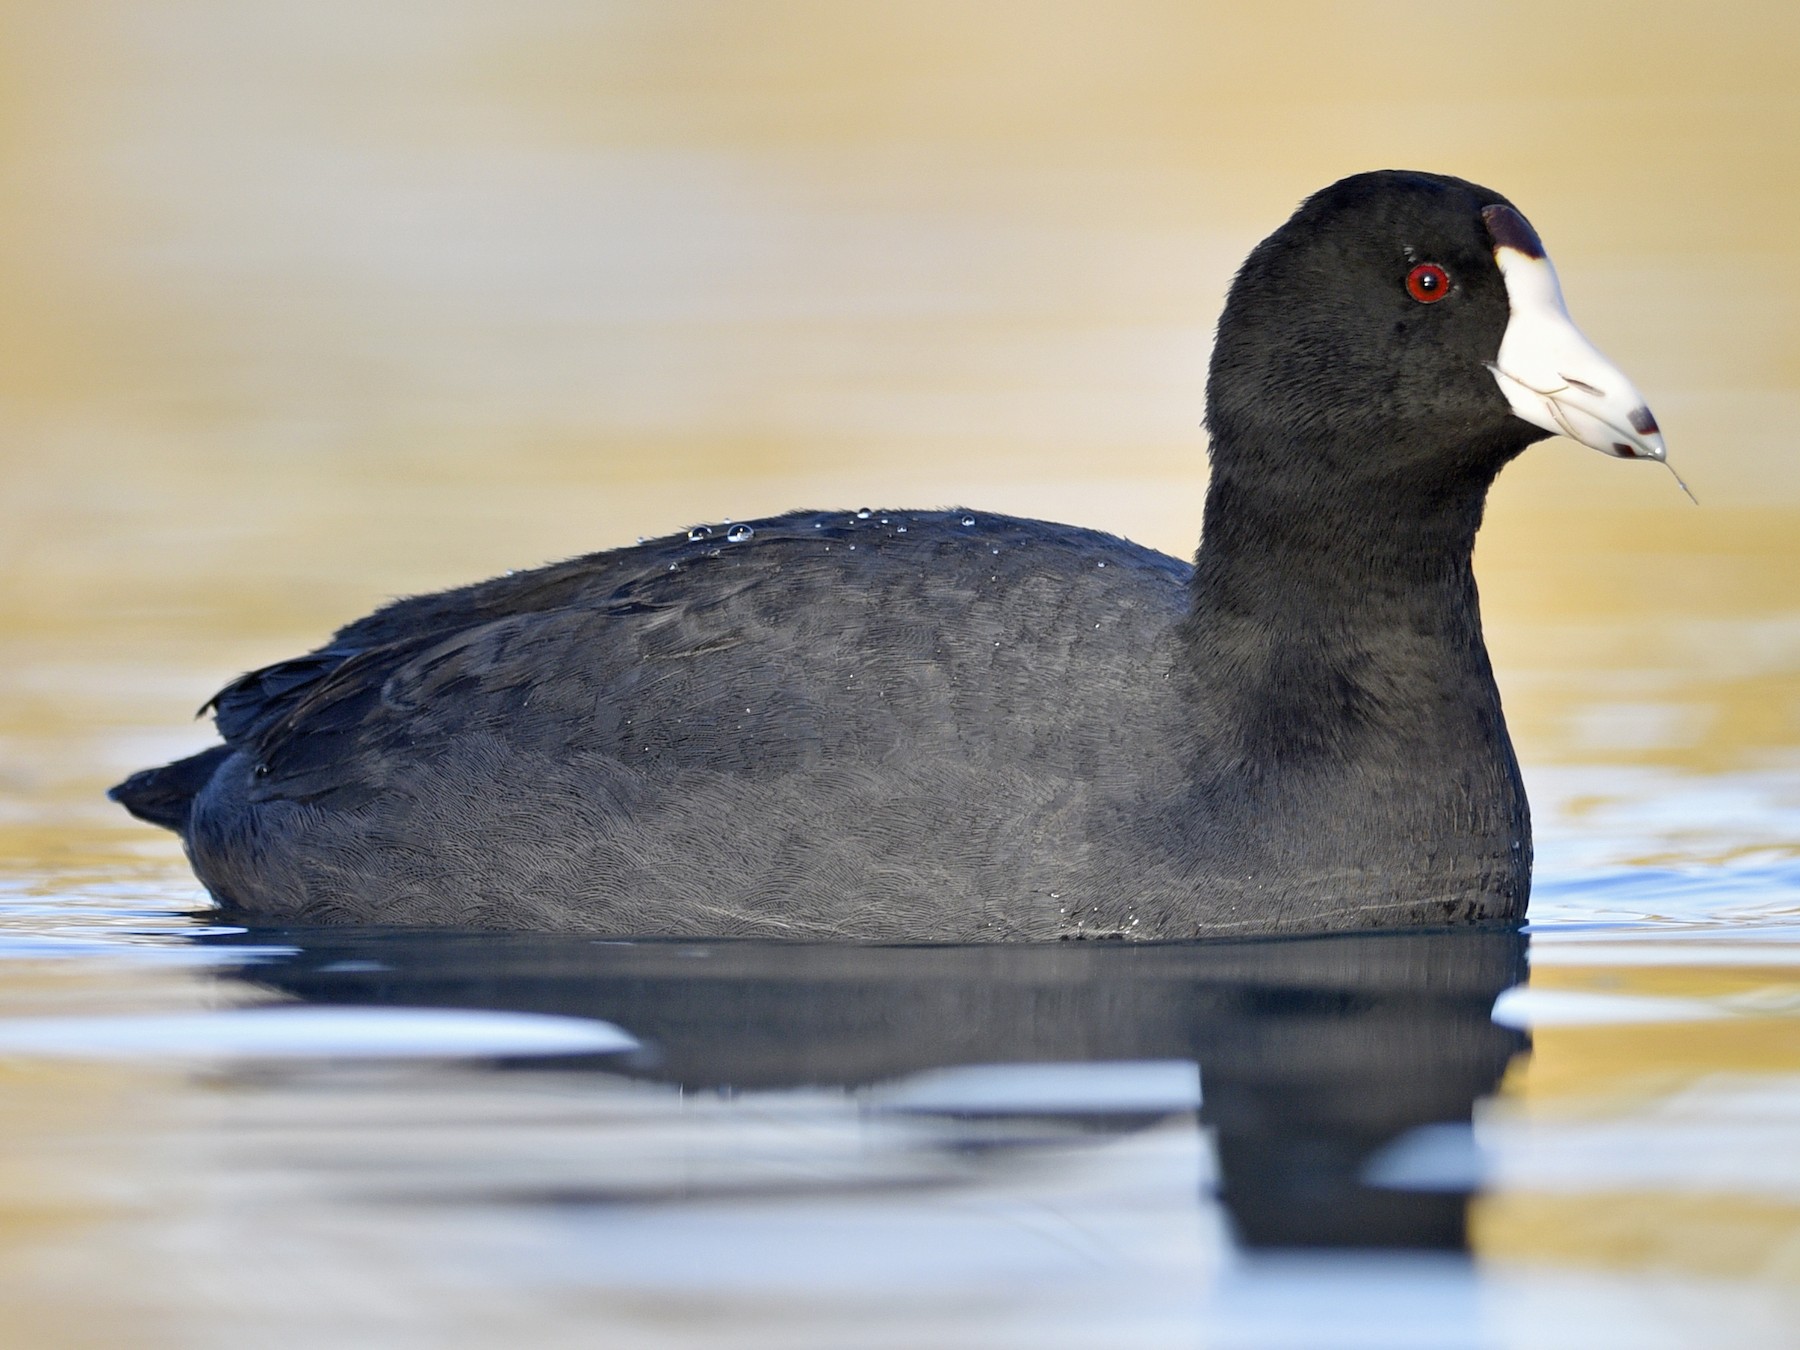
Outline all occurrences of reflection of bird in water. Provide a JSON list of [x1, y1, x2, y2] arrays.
[[114, 171, 1668, 939], [214, 924, 1528, 1250]]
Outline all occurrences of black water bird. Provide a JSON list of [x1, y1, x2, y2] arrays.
[[112, 170, 1671, 939]]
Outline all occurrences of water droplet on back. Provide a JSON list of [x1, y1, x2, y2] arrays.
[[960, 515, 976, 527], [856, 507, 872, 519], [687, 525, 713, 541], [726, 524, 753, 543]]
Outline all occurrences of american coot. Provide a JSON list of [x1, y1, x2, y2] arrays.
[[113, 171, 1672, 940]]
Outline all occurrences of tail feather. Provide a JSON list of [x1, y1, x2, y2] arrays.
[[108, 745, 233, 832]]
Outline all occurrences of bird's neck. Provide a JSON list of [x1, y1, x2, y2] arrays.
[[1189, 454, 1495, 629], [1188, 450, 1512, 770], [1173, 450, 1529, 921]]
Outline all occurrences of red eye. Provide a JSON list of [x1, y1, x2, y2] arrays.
[[1406, 263, 1450, 303]]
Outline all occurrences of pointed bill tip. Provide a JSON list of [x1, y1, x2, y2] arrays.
[[1485, 225, 1678, 493]]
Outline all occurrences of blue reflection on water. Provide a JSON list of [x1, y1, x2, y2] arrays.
[[0, 858, 1795, 1345]]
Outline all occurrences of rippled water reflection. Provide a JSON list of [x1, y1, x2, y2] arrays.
[[3, 1, 1800, 1345], [2, 884, 1797, 1347]]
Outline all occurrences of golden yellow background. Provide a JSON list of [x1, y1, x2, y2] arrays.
[[0, 2, 1796, 1336], [3, 3, 1796, 791]]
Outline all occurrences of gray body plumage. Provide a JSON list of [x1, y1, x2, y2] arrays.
[[175, 504, 1527, 939], [112, 170, 1587, 939]]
